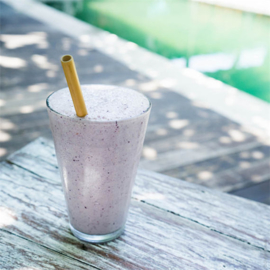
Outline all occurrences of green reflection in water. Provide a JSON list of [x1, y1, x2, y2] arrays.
[[49, 0, 270, 102]]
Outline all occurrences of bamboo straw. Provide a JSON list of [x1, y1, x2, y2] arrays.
[[61, 55, 88, 117]]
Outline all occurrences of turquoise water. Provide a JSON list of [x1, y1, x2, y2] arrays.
[[48, 0, 270, 102]]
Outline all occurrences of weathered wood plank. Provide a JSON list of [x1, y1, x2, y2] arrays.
[[0, 110, 51, 161], [0, 229, 96, 270], [145, 119, 229, 146], [6, 138, 270, 251], [0, 128, 52, 162], [163, 144, 270, 192], [133, 170, 270, 250], [144, 120, 258, 153], [1, 110, 49, 131], [0, 121, 52, 149], [0, 161, 269, 269], [140, 139, 260, 172]]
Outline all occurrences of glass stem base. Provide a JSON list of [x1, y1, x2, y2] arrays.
[[69, 223, 124, 243]]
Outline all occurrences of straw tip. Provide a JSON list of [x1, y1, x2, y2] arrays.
[[61, 55, 73, 63]]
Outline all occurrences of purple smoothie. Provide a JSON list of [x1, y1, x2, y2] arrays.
[[46, 85, 151, 242]]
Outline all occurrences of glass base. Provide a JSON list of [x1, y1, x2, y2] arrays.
[[69, 223, 124, 243]]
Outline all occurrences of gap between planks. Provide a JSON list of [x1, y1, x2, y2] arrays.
[[132, 197, 270, 253]]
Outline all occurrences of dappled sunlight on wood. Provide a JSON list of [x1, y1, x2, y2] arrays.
[[166, 111, 178, 119], [143, 147, 157, 160], [0, 119, 15, 130], [28, 83, 49, 93], [0, 207, 17, 228], [124, 79, 136, 86], [182, 68, 225, 90], [46, 70, 56, 78], [228, 130, 246, 142], [0, 99, 6, 106], [0, 32, 48, 49], [219, 136, 232, 144], [192, 101, 210, 109], [139, 81, 158, 92], [0, 56, 27, 69], [136, 193, 165, 201], [239, 161, 251, 169], [251, 175, 265, 183], [240, 125, 269, 139], [31, 54, 58, 71], [156, 128, 167, 136], [93, 64, 103, 73], [169, 119, 189, 129], [0, 148, 7, 157], [177, 142, 199, 149], [252, 151, 264, 159], [79, 34, 91, 43], [158, 78, 177, 88], [20, 106, 34, 114], [197, 171, 213, 180], [148, 92, 162, 99], [77, 49, 88, 56], [0, 131, 11, 142]]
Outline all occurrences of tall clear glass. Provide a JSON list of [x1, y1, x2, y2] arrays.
[[46, 85, 151, 243]]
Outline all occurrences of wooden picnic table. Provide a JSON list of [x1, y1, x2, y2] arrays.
[[0, 137, 269, 269]]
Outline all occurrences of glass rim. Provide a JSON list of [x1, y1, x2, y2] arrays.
[[46, 84, 152, 123]]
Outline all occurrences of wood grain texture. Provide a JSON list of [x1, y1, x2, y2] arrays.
[[0, 162, 269, 269], [0, 230, 95, 270], [2, 137, 269, 269], [133, 170, 270, 249], [7, 138, 270, 249]]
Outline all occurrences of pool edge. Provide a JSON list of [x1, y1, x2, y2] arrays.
[[4, 0, 269, 139]]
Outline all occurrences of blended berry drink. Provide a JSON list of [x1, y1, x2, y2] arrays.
[[46, 85, 151, 243]]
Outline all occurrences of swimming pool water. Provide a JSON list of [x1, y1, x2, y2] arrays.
[[49, 0, 270, 102]]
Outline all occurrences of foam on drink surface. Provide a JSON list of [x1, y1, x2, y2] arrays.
[[48, 85, 150, 121]]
